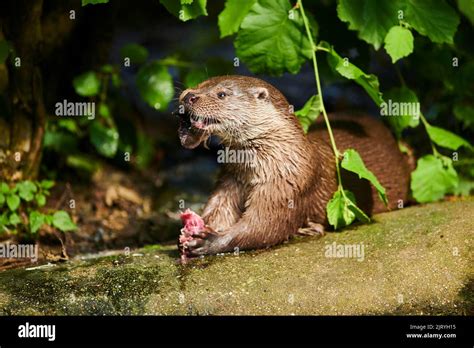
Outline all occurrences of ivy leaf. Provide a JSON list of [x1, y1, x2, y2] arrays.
[[218, 0, 257, 38], [16, 180, 37, 202], [337, 0, 401, 50], [295, 95, 322, 133], [9, 212, 21, 225], [159, 0, 208, 22], [82, 0, 108, 5], [6, 194, 20, 211], [35, 194, 46, 207], [89, 122, 119, 158], [73, 71, 101, 97], [120, 43, 149, 65], [29, 211, 45, 233], [384, 26, 414, 63], [52, 211, 77, 232], [411, 155, 459, 203], [405, 0, 460, 44], [234, 0, 312, 76], [341, 149, 388, 205], [382, 87, 420, 138], [327, 189, 369, 230], [323, 42, 383, 106], [136, 62, 174, 111], [425, 124, 472, 150]]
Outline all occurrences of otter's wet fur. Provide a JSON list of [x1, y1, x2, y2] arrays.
[[177, 75, 413, 256]]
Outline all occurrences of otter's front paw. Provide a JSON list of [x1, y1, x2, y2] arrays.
[[183, 228, 232, 257]]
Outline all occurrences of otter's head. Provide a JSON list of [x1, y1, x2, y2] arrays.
[[177, 75, 293, 149]]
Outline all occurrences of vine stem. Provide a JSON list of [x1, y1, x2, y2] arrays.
[[297, 0, 343, 189]]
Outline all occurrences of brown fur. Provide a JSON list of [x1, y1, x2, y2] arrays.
[[178, 75, 412, 256]]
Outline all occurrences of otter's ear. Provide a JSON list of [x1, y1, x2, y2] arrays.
[[250, 87, 269, 101]]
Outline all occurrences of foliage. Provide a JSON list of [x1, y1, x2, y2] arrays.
[[0, 180, 76, 236]]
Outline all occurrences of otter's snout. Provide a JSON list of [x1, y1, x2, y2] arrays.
[[182, 92, 199, 105]]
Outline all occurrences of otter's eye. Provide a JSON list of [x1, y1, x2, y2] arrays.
[[217, 91, 226, 99]]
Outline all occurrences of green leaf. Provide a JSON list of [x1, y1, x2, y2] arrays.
[[29, 211, 45, 233], [405, 0, 460, 44], [411, 155, 459, 203], [0, 192, 4, 206], [89, 122, 119, 158], [0, 213, 8, 227], [16, 180, 37, 202], [0, 182, 9, 194], [384, 26, 414, 63], [40, 180, 55, 189], [66, 154, 100, 173], [0, 40, 11, 64], [73, 71, 101, 97], [159, 0, 208, 22], [136, 62, 174, 111], [452, 176, 474, 196], [341, 149, 388, 205], [327, 189, 369, 230], [323, 42, 383, 106], [218, 0, 257, 38], [9, 212, 21, 225], [35, 194, 46, 207], [6, 194, 20, 211], [52, 211, 77, 232], [337, 0, 401, 50], [82, 0, 108, 5], [458, 0, 474, 25], [98, 103, 111, 119], [120, 43, 149, 65], [234, 0, 312, 76], [295, 95, 322, 133], [425, 124, 472, 150], [382, 86, 420, 137]]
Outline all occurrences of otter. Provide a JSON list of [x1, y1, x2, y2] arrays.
[[177, 75, 413, 257]]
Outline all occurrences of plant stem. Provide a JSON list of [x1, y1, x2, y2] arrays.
[[298, 0, 343, 187]]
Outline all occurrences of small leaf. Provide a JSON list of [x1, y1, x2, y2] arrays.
[[73, 71, 101, 97], [327, 189, 369, 230], [98, 103, 111, 119], [159, 0, 208, 22], [218, 0, 257, 37], [17, 180, 37, 202], [136, 62, 174, 111], [120, 43, 149, 65], [341, 149, 388, 205], [89, 122, 119, 158], [6, 194, 20, 211], [411, 155, 459, 203], [295, 95, 322, 133], [36, 194, 46, 207], [425, 124, 472, 150], [0, 182, 10, 194], [40, 180, 55, 189], [384, 26, 414, 63], [9, 212, 21, 225], [29, 211, 45, 233], [52, 211, 77, 232]]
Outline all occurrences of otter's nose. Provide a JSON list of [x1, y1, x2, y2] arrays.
[[183, 93, 199, 105]]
